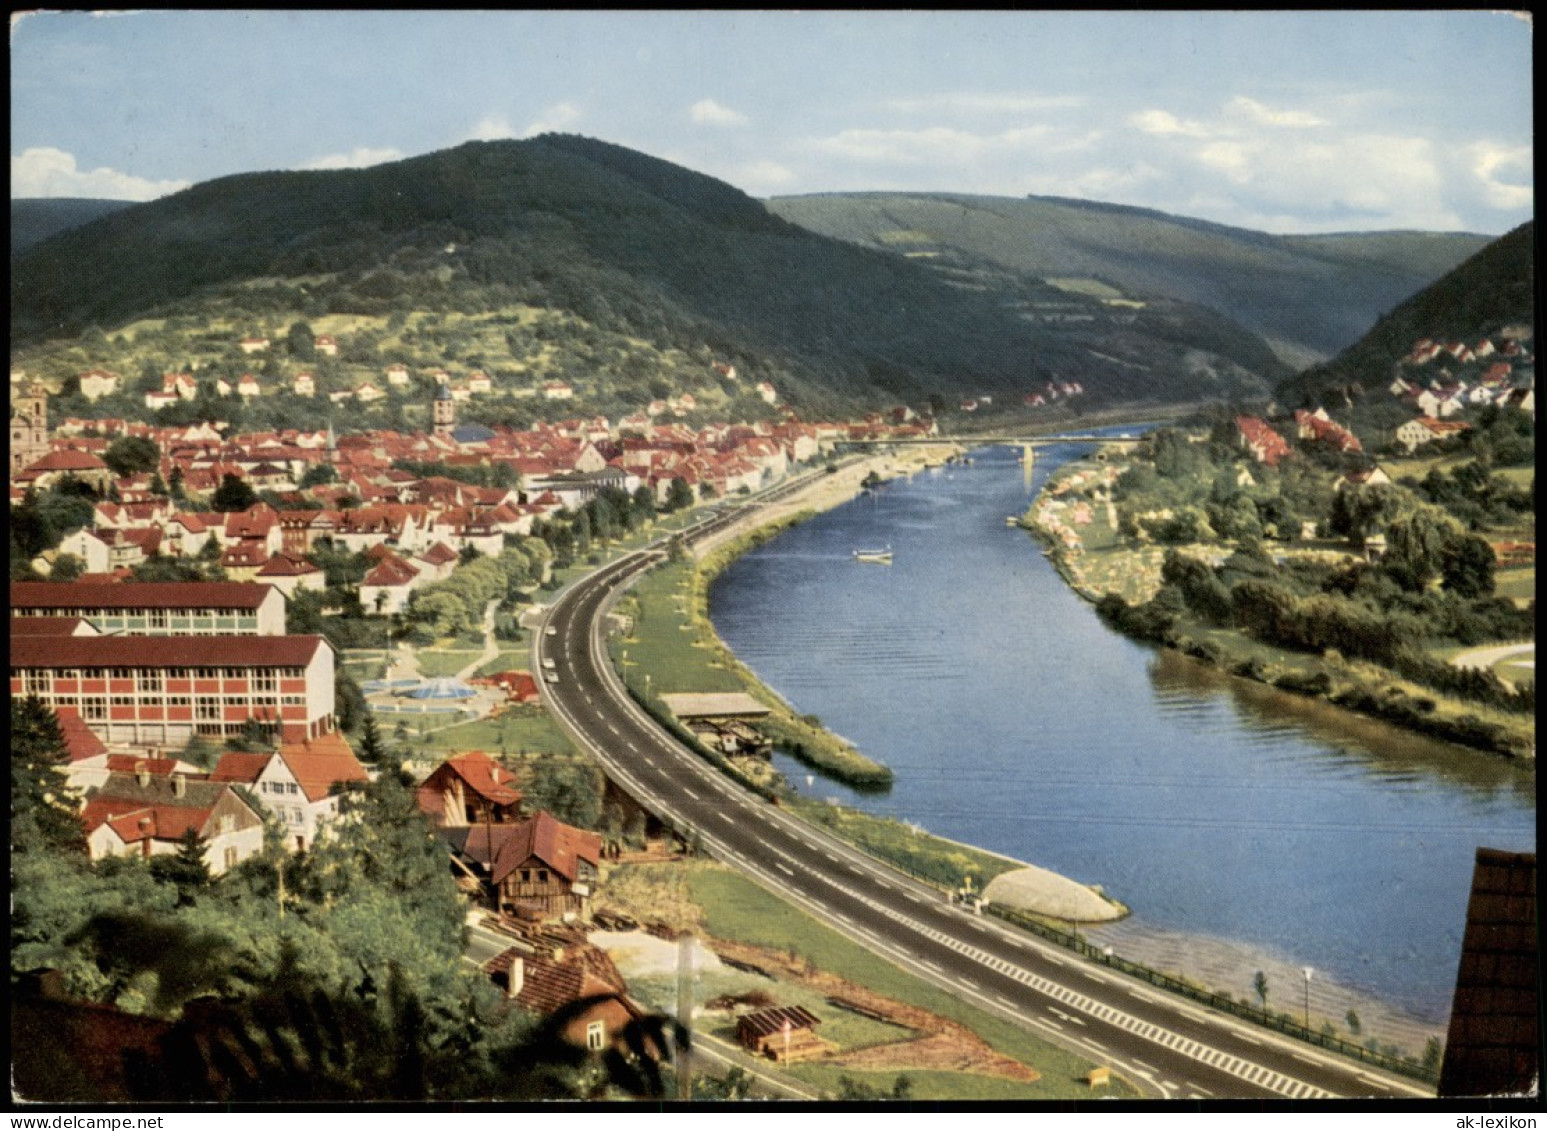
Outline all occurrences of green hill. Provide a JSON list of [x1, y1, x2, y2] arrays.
[[10, 137, 1290, 414], [766, 192, 1489, 366], [11, 198, 135, 255], [1280, 221, 1534, 405]]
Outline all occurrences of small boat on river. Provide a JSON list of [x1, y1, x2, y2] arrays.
[[853, 546, 893, 564]]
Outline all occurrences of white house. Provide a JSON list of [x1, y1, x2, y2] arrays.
[[79, 370, 121, 401], [211, 734, 370, 853], [83, 771, 266, 875]]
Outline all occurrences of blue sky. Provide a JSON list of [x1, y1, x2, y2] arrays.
[[10, 10, 1533, 234]]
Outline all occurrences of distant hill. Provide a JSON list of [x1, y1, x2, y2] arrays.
[[11, 198, 136, 255], [766, 192, 1490, 366], [9, 136, 1293, 412], [1279, 221, 1535, 405]]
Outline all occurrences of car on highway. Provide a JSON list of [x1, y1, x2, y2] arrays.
[[545, 626, 557, 636], [541, 658, 556, 670]]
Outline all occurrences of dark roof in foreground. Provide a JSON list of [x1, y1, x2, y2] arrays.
[[1438, 848, 1538, 1098]]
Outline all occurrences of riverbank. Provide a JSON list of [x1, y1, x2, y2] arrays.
[[1023, 449, 1535, 761], [615, 447, 1130, 916]]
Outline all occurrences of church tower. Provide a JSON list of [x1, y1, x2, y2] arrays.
[[11, 381, 49, 477], [432, 380, 455, 439]]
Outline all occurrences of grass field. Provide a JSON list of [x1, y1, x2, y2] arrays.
[[1496, 566, 1535, 606], [414, 705, 577, 758], [615, 563, 744, 696], [686, 864, 1139, 1100], [413, 650, 485, 678]]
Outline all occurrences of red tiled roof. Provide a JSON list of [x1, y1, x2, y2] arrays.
[[103, 755, 196, 777], [363, 556, 419, 587], [486, 950, 629, 1016], [10, 616, 98, 636], [210, 751, 272, 785], [255, 553, 319, 577], [26, 448, 110, 472], [276, 733, 368, 803], [737, 1004, 821, 1040], [474, 811, 601, 886], [11, 634, 328, 669], [54, 707, 109, 763], [431, 751, 522, 808], [10, 581, 274, 611]]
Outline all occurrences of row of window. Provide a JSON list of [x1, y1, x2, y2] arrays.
[[42, 694, 306, 718], [17, 609, 258, 622], [20, 669, 303, 692]]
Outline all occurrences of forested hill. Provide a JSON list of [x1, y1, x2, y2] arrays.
[[1279, 221, 1535, 405], [11, 197, 135, 255], [767, 192, 1490, 367], [11, 136, 1289, 411]]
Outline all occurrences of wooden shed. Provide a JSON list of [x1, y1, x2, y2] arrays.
[[736, 1004, 824, 1063]]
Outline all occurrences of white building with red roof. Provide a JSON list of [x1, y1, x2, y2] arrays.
[[82, 769, 265, 874], [78, 369, 121, 401], [211, 733, 369, 852], [11, 628, 336, 746]]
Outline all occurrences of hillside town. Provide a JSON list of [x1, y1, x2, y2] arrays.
[[10, 357, 966, 1096]]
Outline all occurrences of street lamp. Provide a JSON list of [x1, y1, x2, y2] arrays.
[[1301, 967, 1313, 1028]]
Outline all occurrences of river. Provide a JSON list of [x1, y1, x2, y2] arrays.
[[708, 442, 1535, 1042]]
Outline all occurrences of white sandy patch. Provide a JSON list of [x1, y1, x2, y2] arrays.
[[588, 929, 726, 979], [983, 865, 1124, 922]]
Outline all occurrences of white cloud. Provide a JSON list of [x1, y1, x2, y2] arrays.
[[468, 116, 520, 142], [1129, 109, 1211, 138], [10, 146, 189, 201], [521, 102, 581, 138], [690, 98, 748, 127], [299, 147, 404, 171], [812, 124, 1051, 166], [883, 92, 1085, 115], [1466, 141, 1533, 210], [1227, 96, 1325, 129], [731, 160, 796, 194]]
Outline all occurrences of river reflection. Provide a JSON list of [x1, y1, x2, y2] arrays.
[[710, 442, 1535, 1026], [1148, 650, 1536, 805]]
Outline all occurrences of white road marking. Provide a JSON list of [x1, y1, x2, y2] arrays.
[[1293, 1053, 1321, 1067], [776, 863, 794, 877], [1235, 1033, 1262, 1046], [683, 788, 699, 801], [716, 813, 735, 823], [959, 978, 979, 991]]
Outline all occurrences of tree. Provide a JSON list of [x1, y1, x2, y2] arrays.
[[1253, 970, 1270, 1013], [524, 757, 605, 829], [358, 713, 387, 766], [169, 465, 186, 501], [1382, 505, 1465, 593], [1345, 1008, 1361, 1037], [335, 667, 368, 734], [1441, 533, 1496, 598], [103, 435, 161, 477], [665, 478, 694, 512], [299, 463, 339, 489], [149, 827, 212, 906], [49, 552, 85, 582], [11, 698, 87, 854], [287, 321, 316, 362], [211, 473, 258, 513]]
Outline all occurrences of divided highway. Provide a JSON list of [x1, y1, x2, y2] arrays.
[[536, 497, 1431, 1101]]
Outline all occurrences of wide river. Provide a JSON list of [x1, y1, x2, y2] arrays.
[[709, 442, 1535, 1034]]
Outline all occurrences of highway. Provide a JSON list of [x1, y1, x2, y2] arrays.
[[536, 490, 1432, 1101]]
